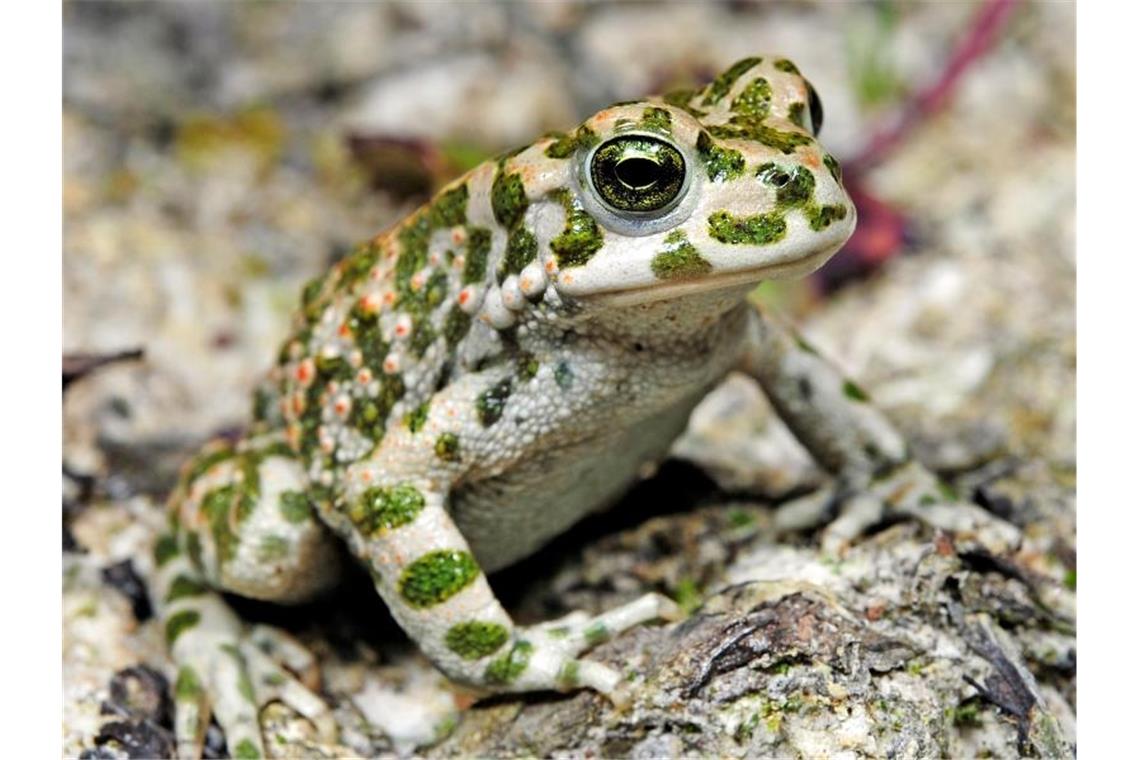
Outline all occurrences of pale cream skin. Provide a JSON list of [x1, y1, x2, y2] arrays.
[[150, 56, 1013, 758]]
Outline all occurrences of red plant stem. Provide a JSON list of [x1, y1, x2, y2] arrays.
[[846, 0, 1021, 177]]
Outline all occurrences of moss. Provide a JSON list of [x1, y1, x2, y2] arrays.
[[501, 226, 538, 279], [544, 125, 599, 159], [651, 230, 712, 280], [708, 210, 787, 245], [696, 131, 744, 182], [406, 401, 431, 433], [484, 640, 534, 684], [165, 610, 201, 646], [165, 575, 207, 603], [348, 483, 426, 535], [672, 577, 703, 615], [399, 550, 480, 608], [463, 226, 491, 284], [232, 738, 261, 759], [258, 535, 290, 561], [428, 183, 469, 228], [442, 305, 472, 348], [774, 59, 800, 74], [731, 77, 773, 118], [640, 106, 672, 134], [435, 432, 461, 462], [807, 203, 848, 230], [278, 490, 311, 524], [445, 621, 510, 660], [823, 153, 842, 182], [708, 120, 812, 154], [476, 378, 513, 426], [549, 189, 604, 268], [701, 57, 762, 106], [153, 534, 179, 567], [174, 666, 202, 701]]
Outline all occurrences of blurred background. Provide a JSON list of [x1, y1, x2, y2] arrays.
[[63, 2, 1074, 756]]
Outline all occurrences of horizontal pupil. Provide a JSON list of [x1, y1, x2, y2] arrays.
[[615, 156, 661, 190]]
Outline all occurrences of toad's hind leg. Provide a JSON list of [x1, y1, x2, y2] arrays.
[[155, 435, 342, 758]]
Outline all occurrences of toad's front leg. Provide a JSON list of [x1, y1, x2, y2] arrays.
[[738, 307, 1019, 552], [326, 376, 679, 696]]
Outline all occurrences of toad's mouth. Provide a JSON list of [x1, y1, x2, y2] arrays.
[[572, 243, 837, 308]]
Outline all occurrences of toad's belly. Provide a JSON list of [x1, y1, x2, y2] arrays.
[[451, 388, 708, 572]]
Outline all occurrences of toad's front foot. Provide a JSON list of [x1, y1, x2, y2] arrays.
[[165, 593, 334, 759], [777, 460, 1022, 555]]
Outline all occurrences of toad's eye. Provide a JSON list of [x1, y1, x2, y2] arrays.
[[589, 135, 686, 214], [806, 83, 824, 137]]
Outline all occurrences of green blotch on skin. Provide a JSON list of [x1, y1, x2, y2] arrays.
[[731, 77, 773, 118], [708, 210, 787, 245], [396, 212, 431, 292], [476, 378, 513, 427], [774, 59, 800, 74], [544, 125, 599, 159], [201, 485, 240, 566], [491, 169, 528, 229], [640, 106, 672, 134], [823, 153, 842, 182], [701, 57, 762, 106], [757, 164, 815, 206], [484, 640, 534, 685], [501, 226, 538, 278], [165, 610, 201, 646], [549, 189, 604, 268], [435, 432, 461, 462], [238, 670, 256, 704], [662, 88, 707, 118], [233, 738, 261, 759], [463, 226, 491, 284], [348, 483, 426, 535], [185, 532, 204, 573], [399, 550, 480, 608], [842, 379, 870, 402], [558, 660, 580, 688], [707, 121, 812, 154], [259, 535, 290, 561], [278, 491, 311, 524], [554, 362, 574, 390], [787, 102, 806, 128], [428, 183, 469, 228], [406, 401, 431, 433], [174, 666, 202, 701], [696, 131, 744, 182], [651, 230, 712, 281], [153, 534, 179, 567], [410, 318, 437, 358], [807, 204, 848, 231], [584, 622, 609, 647], [443, 305, 472, 348], [165, 575, 207, 603], [338, 242, 380, 293], [793, 333, 820, 356], [546, 626, 570, 639], [1064, 569, 1076, 590], [445, 621, 510, 660], [184, 445, 236, 487], [517, 353, 540, 380]]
